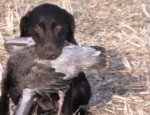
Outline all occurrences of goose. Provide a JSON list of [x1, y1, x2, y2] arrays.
[[3, 37, 108, 115]]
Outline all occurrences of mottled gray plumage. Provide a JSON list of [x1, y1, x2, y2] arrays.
[[5, 41, 105, 99], [4, 37, 108, 115]]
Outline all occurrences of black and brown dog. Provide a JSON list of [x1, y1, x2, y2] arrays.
[[0, 3, 91, 115]]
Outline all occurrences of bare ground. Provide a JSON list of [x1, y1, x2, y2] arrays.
[[0, 0, 150, 115]]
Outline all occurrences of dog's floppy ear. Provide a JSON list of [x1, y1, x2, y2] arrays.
[[64, 10, 78, 45], [19, 11, 31, 37]]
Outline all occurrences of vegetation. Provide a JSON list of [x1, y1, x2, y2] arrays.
[[0, 0, 150, 114]]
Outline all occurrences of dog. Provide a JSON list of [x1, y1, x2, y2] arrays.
[[0, 3, 91, 115]]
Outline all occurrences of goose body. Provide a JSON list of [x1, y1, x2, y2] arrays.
[[4, 38, 108, 115]]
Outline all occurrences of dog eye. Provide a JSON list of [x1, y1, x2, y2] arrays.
[[34, 22, 45, 36], [55, 25, 62, 30], [51, 22, 62, 31], [34, 25, 44, 36], [39, 22, 45, 28], [51, 22, 58, 29]]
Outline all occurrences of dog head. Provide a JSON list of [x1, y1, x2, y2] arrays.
[[20, 4, 77, 60]]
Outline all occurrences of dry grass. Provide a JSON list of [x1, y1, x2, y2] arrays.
[[0, 0, 150, 115]]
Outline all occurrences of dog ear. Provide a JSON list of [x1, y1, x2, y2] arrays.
[[64, 10, 78, 45], [19, 11, 31, 37]]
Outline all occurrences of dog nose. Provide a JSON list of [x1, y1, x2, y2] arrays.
[[45, 51, 56, 58]]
